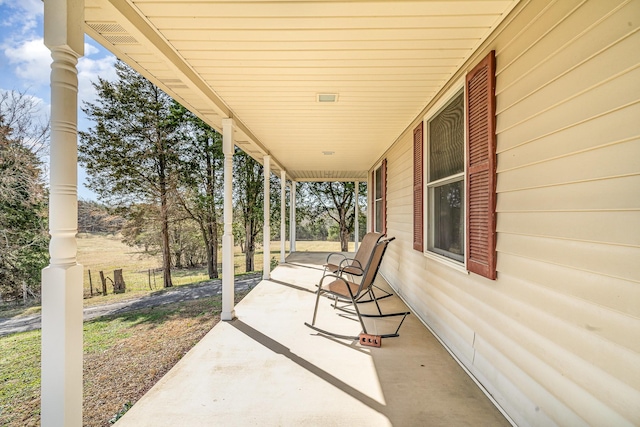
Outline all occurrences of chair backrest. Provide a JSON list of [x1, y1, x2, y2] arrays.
[[353, 232, 384, 267], [356, 237, 395, 296]]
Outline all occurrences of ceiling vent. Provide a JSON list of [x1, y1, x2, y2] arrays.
[[317, 93, 338, 103], [87, 21, 138, 45]]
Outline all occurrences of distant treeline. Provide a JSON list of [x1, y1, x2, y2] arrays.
[[78, 200, 125, 234]]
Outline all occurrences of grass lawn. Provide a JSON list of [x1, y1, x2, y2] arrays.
[[1, 234, 348, 317], [77, 233, 209, 303], [77, 233, 346, 304], [0, 292, 248, 427]]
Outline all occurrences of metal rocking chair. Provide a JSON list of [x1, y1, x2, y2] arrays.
[[322, 232, 393, 303], [305, 237, 410, 341]]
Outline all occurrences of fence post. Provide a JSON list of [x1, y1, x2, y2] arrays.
[[99, 271, 107, 296], [113, 269, 126, 293], [88, 269, 93, 296]]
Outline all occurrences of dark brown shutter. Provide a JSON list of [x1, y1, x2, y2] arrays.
[[465, 51, 497, 280], [381, 158, 387, 235], [413, 123, 423, 251]]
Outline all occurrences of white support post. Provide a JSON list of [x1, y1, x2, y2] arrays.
[[289, 181, 297, 253], [42, 0, 84, 425], [354, 181, 359, 252], [280, 171, 286, 263], [221, 118, 235, 321], [262, 156, 271, 280]]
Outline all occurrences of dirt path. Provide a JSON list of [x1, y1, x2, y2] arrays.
[[0, 274, 261, 337]]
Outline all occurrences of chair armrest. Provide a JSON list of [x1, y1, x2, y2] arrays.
[[326, 252, 348, 264], [338, 258, 363, 275], [341, 259, 362, 269]]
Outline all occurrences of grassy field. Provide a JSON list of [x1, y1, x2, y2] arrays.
[[0, 292, 247, 427], [78, 234, 346, 306], [0, 234, 347, 316], [77, 233, 207, 302]]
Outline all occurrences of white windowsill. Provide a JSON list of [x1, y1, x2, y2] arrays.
[[423, 250, 469, 275]]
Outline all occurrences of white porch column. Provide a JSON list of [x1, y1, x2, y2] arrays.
[[221, 118, 235, 321], [42, 0, 84, 425], [289, 181, 297, 253], [262, 155, 271, 280], [280, 170, 286, 263], [354, 181, 359, 252]]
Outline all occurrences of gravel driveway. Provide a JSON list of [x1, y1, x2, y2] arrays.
[[0, 274, 261, 337]]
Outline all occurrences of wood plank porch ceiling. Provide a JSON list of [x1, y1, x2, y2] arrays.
[[84, 0, 517, 181]]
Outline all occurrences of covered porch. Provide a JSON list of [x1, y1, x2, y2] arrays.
[[38, 0, 640, 424], [40, 0, 524, 424], [115, 252, 510, 426]]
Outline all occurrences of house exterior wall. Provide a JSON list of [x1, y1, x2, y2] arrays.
[[374, 0, 640, 425]]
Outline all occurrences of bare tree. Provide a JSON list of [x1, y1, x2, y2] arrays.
[[0, 90, 49, 155], [0, 90, 49, 301]]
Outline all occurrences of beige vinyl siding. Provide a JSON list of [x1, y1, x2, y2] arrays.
[[377, 0, 640, 425]]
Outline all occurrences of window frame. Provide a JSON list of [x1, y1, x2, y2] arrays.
[[422, 81, 468, 272], [372, 159, 387, 234]]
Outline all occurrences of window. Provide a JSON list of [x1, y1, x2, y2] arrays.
[[426, 91, 465, 262], [418, 51, 497, 279], [373, 159, 386, 234]]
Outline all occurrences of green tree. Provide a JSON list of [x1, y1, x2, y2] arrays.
[[233, 150, 263, 272], [302, 181, 366, 251], [169, 216, 207, 268], [169, 214, 206, 268], [171, 104, 222, 278], [119, 202, 161, 254], [269, 173, 283, 239], [79, 61, 180, 288], [0, 90, 49, 301]]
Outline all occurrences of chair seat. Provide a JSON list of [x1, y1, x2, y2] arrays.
[[323, 278, 359, 298]]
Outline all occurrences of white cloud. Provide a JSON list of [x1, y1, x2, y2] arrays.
[[3, 36, 118, 105], [4, 37, 51, 88], [78, 54, 118, 106], [0, 1, 43, 34], [84, 43, 99, 56], [0, 0, 44, 15], [18, 0, 44, 15]]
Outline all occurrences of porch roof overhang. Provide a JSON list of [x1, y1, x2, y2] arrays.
[[83, 0, 518, 181]]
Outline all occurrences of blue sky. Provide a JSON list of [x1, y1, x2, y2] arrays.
[[0, 0, 117, 200]]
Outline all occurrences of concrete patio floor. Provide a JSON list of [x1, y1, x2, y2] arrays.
[[115, 252, 511, 426]]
